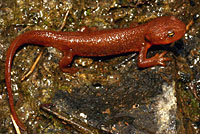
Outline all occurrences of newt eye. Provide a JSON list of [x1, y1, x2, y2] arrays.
[[167, 30, 175, 37]]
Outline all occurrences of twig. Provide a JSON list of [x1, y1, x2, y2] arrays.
[[40, 104, 112, 134], [10, 115, 21, 134], [21, 48, 44, 81]]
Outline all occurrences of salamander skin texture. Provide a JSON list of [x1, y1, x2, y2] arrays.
[[5, 16, 186, 130]]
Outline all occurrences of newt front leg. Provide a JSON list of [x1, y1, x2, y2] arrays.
[[137, 42, 171, 68]]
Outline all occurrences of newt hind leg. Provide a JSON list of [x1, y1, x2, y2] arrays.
[[59, 50, 78, 74]]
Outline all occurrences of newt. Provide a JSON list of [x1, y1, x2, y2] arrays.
[[5, 16, 186, 130]]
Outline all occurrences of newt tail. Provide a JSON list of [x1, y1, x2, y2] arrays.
[[5, 32, 63, 130]]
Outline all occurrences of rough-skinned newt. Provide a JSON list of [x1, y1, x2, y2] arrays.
[[5, 16, 186, 130]]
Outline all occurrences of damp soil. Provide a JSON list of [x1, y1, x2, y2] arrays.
[[0, 0, 199, 134]]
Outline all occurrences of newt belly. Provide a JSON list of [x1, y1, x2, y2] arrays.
[[5, 16, 186, 130]]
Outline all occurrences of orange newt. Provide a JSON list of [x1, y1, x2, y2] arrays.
[[5, 16, 186, 130]]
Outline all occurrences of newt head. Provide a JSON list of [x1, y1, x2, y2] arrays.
[[145, 16, 186, 45]]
